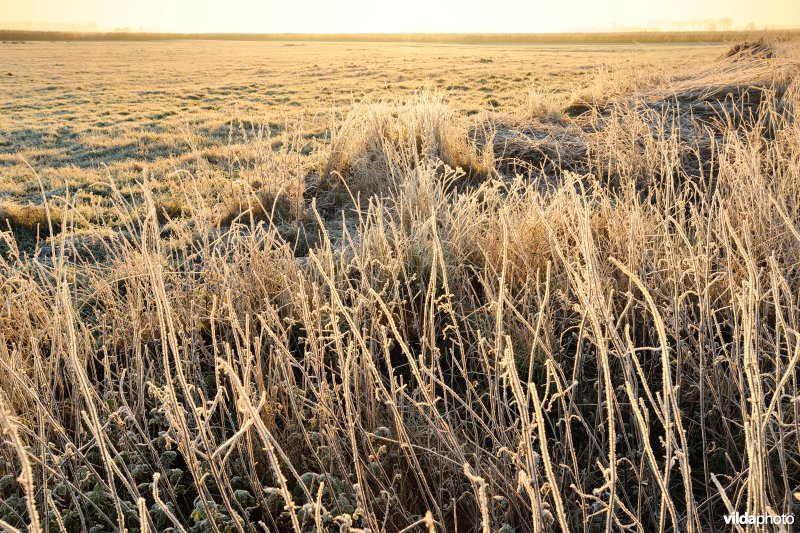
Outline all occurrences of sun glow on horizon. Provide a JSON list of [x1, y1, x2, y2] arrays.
[[2, 0, 799, 34]]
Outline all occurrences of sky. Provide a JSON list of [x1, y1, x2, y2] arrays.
[[1, 0, 799, 33]]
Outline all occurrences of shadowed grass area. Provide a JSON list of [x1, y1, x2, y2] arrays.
[[0, 40, 799, 532]]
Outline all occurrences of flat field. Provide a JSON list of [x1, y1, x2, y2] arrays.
[[1, 38, 799, 533], [0, 41, 720, 216]]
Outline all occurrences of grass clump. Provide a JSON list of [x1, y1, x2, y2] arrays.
[[322, 91, 495, 206]]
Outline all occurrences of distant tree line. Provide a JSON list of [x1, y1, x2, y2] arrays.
[[1, 29, 799, 44]]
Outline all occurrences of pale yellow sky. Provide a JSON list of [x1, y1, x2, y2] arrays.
[[1, 0, 798, 33]]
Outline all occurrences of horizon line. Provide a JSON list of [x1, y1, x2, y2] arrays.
[[2, 28, 799, 44]]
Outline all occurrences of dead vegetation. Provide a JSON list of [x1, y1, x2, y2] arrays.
[[0, 40, 799, 532]]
